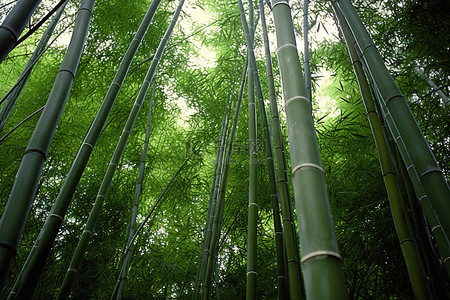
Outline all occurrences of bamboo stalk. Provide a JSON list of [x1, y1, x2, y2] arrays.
[[303, 0, 311, 102], [270, 0, 348, 298], [112, 84, 156, 300], [0, 0, 67, 133], [0, 0, 96, 290], [56, 1, 184, 298], [193, 114, 228, 299], [202, 59, 247, 300], [0, 0, 42, 62], [333, 4, 431, 298], [336, 0, 450, 240], [371, 75, 450, 280], [5, 0, 162, 297]]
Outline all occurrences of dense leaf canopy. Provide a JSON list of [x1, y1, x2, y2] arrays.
[[0, 0, 448, 298]]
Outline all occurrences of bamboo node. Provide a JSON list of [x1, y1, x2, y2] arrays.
[[83, 229, 93, 235], [0, 25, 18, 40], [399, 239, 413, 245], [431, 225, 441, 232], [271, 0, 290, 10], [68, 268, 79, 274], [444, 257, 450, 264], [111, 82, 121, 88], [301, 250, 341, 264], [276, 43, 296, 54], [284, 96, 309, 109], [246, 271, 258, 276], [418, 195, 427, 202], [58, 68, 75, 79], [83, 142, 94, 149], [50, 213, 64, 221], [292, 163, 323, 176], [248, 202, 259, 208]]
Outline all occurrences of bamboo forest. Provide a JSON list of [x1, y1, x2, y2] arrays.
[[0, 0, 449, 298]]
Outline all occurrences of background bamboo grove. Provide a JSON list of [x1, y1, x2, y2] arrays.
[[0, 0, 449, 298]]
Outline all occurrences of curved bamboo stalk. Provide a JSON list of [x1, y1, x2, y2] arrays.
[[270, 0, 348, 298], [0, 0, 67, 133], [55, 1, 184, 298], [333, 4, 431, 299], [0, 0, 95, 290], [112, 84, 156, 300], [336, 0, 450, 240], [0, 0, 41, 62], [6, 0, 162, 297]]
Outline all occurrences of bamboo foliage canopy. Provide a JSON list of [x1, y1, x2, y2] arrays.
[[0, 0, 449, 298]]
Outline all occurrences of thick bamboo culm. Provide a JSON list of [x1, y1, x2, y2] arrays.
[[271, 0, 348, 298], [0, 1, 67, 133], [0, 0, 42, 62], [335, 0, 450, 241], [333, 3, 431, 299], [0, 0, 96, 292], [6, 1, 162, 298]]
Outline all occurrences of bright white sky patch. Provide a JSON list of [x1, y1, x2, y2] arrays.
[[180, 5, 217, 69]]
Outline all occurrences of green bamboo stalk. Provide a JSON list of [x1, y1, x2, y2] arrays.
[[6, 0, 162, 297], [0, 105, 44, 144], [370, 74, 450, 280], [303, 0, 311, 102], [56, 2, 184, 298], [193, 114, 228, 300], [0, 0, 42, 62], [0, 0, 95, 290], [393, 143, 449, 300], [202, 60, 246, 300], [110, 154, 192, 298], [270, 0, 348, 298], [0, 0, 67, 133], [112, 84, 156, 300], [347, 16, 450, 280], [333, 5, 431, 298], [242, 3, 259, 293], [244, 0, 305, 298], [336, 0, 450, 240], [260, 1, 303, 298]]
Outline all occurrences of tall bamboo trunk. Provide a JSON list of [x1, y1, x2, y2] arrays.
[[202, 59, 246, 300], [0, 0, 67, 133], [270, 0, 348, 298], [113, 84, 156, 300], [333, 4, 431, 298], [5, 0, 162, 297], [0, 0, 95, 290], [336, 0, 450, 240], [56, 1, 184, 298], [369, 72, 450, 279], [193, 114, 228, 300], [0, 0, 42, 62]]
